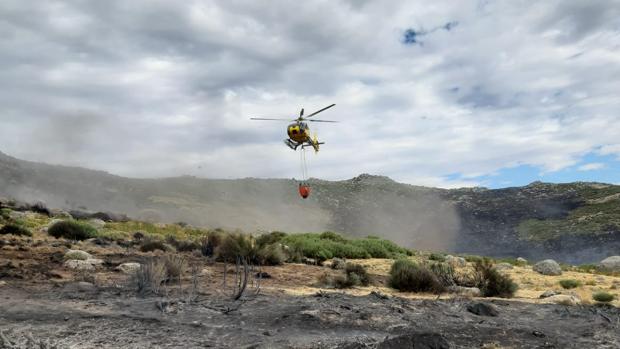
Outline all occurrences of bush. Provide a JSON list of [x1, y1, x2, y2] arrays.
[[164, 254, 186, 280], [429, 253, 446, 262], [48, 220, 97, 240], [473, 260, 518, 298], [559, 279, 581, 289], [166, 235, 200, 252], [201, 230, 225, 257], [140, 237, 170, 252], [427, 262, 456, 287], [281, 233, 409, 261], [216, 233, 256, 263], [331, 258, 346, 270], [320, 231, 347, 243], [0, 223, 32, 237], [388, 259, 443, 293], [592, 292, 615, 303], [344, 263, 370, 286], [134, 258, 166, 295], [462, 254, 484, 264], [256, 231, 287, 247], [256, 243, 286, 266]]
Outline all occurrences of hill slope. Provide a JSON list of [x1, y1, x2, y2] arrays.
[[1, 151, 619, 263]]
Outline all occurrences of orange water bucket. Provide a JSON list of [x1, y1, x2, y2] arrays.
[[298, 184, 311, 199]]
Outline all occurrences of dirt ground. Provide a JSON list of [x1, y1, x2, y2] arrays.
[[1, 235, 620, 348]]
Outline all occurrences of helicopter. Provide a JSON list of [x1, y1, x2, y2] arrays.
[[250, 104, 337, 152]]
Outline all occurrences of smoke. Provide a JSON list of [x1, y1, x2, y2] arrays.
[[322, 181, 461, 252]]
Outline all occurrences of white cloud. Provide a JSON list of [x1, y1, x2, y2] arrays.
[[577, 162, 606, 171], [0, 0, 619, 187]]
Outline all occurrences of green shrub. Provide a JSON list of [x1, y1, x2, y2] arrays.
[[0, 223, 32, 237], [592, 292, 615, 303], [388, 259, 443, 293], [345, 263, 370, 286], [281, 233, 409, 261], [256, 243, 286, 266], [48, 220, 97, 240], [473, 260, 518, 298], [427, 262, 456, 287], [559, 279, 581, 289], [429, 253, 446, 262], [256, 231, 287, 247], [319, 231, 347, 243], [0, 208, 11, 221]]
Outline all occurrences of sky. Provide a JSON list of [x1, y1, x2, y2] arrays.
[[1, 0, 619, 188]]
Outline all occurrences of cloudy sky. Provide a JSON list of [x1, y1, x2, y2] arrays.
[[1, 0, 619, 188]]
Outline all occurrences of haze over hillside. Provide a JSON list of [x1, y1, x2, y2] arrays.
[[1, 150, 619, 263]]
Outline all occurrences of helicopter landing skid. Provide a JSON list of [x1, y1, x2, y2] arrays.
[[284, 139, 300, 150]]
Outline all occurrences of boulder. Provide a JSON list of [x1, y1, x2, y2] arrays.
[[88, 219, 106, 229], [76, 281, 97, 292], [467, 302, 499, 317], [517, 257, 528, 264], [64, 249, 92, 261], [445, 255, 467, 268], [447, 286, 481, 297], [64, 260, 95, 271], [546, 294, 580, 306], [598, 256, 620, 272], [117, 262, 141, 274], [494, 263, 514, 271], [533, 259, 562, 276], [539, 290, 558, 298], [86, 258, 104, 266]]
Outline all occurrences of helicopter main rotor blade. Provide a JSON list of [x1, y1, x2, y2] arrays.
[[307, 119, 338, 123], [306, 103, 336, 118], [250, 118, 294, 121]]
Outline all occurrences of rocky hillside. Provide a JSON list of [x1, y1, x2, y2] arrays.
[[1, 151, 619, 263]]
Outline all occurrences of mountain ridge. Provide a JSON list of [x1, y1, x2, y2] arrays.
[[1, 150, 619, 263]]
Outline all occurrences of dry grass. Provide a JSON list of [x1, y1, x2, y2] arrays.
[[133, 258, 166, 295]]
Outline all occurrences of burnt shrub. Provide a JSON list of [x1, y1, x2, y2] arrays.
[[133, 258, 166, 295], [164, 254, 186, 280], [140, 237, 170, 252], [48, 220, 97, 240], [201, 230, 224, 257], [388, 259, 443, 293], [331, 258, 346, 270], [0, 223, 32, 237], [166, 235, 200, 252], [473, 259, 518, 298], [29, 202, 50, 216]]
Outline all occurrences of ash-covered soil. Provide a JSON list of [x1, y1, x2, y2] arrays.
[[1, 283, 619, 349]]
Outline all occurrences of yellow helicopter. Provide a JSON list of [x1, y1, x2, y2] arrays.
[[250, 104, 337, 152]]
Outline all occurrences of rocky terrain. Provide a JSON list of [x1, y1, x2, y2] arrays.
[[2, 150, 620, 263], [0, 223, 618, 347]]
